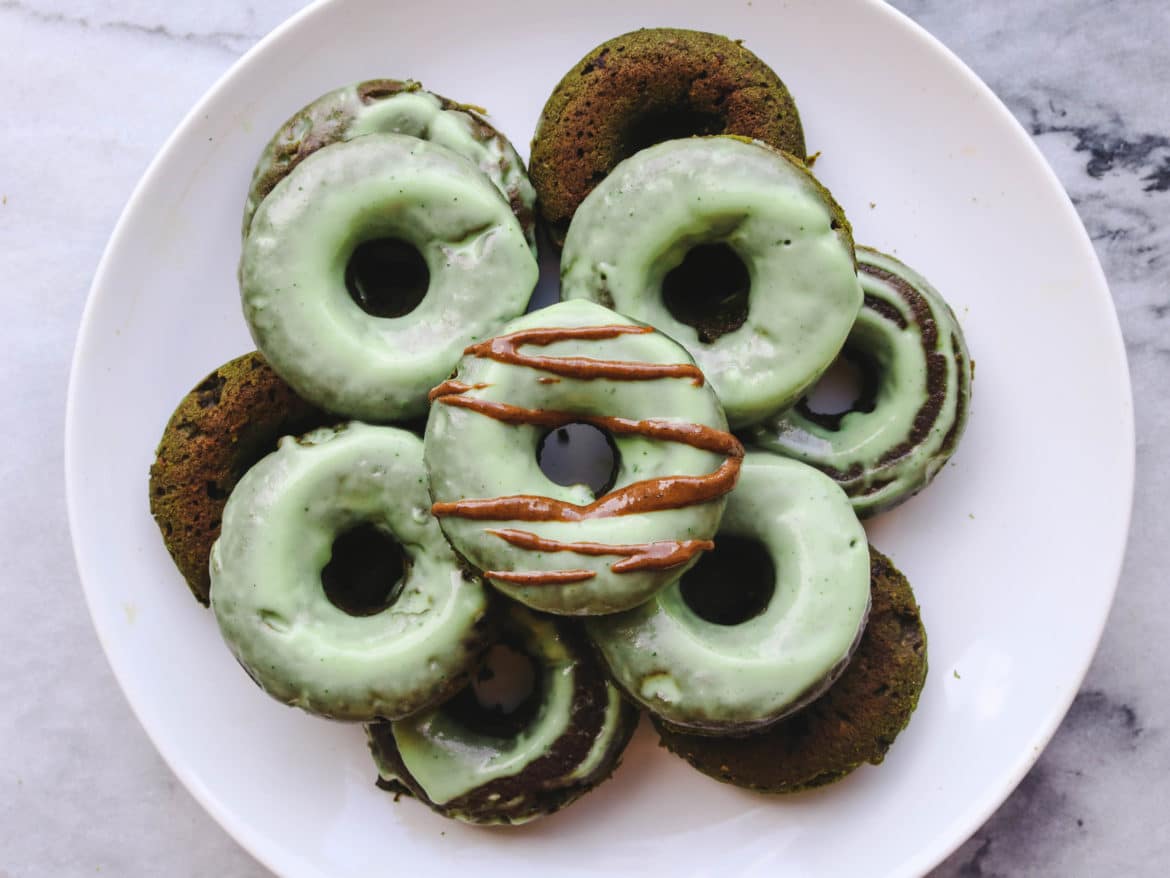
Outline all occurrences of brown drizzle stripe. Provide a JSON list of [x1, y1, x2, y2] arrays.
[[428, 380, 489, 402], [487, 528, 713, 575], [485, 568, 596, 585], [433, 457, 742, 522], [465, 324, 705, 385], [432, 390, 744, 457]]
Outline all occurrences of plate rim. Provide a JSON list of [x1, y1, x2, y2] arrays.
[[64, 1, 1136, 875]]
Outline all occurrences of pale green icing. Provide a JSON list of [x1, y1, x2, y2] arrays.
[[424, 300, 732, 616], [243, 81, 537, 255], [385, 605, 627, 811], [749, 246, 973, 517], [560, 136, 862, 428], [586, 453, 870, 733], [209, 423, 488, 721], [240, 134, 539, 421]]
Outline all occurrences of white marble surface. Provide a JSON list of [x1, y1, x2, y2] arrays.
[[1, 0, 1166, 874]]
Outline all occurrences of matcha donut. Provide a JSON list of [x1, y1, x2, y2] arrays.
[[243, 79, 537, 254], [149, 352, 333, 605], [240, 134, 539, 422], [586, 452, 870, 735], [654, 548, 928, 793], [560, 136, 861, 428], [530, 28, 806, 247], [425, 300, 744, 616], [750, 247, 973, 516], [365, 602, 639, 824], [210, 422, 490, 721]]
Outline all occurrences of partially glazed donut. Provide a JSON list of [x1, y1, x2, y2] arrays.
[[243, 79, 537, 253], [750, 247, 973, 517], [210, 423, 490, 721], [149, 352, 333, 605], [424, 300, 743, 616], [560, 136, 861, 428], [530, 28, 806, 247], [366, 602, 639, 825], [240, 134, 539, 422], [587, 452, 870, 735], [654, 548, 928, 793]]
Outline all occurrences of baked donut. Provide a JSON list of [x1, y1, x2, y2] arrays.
[[240, 134, 539, 422], [149, 352, 333, 605], [243, 79, 537, 253], [530, 28, 806, 247], [561, 136, 861, 428], [586, 452, 870, 735], [749, 247, 973, 516], [654, 548, 927, 792], [210, 422, 490, 721], [424, 299, 744, 616], [365, 602, 639, 824]]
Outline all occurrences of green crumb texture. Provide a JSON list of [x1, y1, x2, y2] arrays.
[[654, 547, 928, 794]]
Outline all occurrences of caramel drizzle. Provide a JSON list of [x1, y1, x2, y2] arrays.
[[484, 568, 596, 585], [428, 380, 488, 402], [464, 324, 705, 385], [487, 529, 714, 574]]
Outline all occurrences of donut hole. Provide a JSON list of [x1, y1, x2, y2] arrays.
[[796, 347, 882, 430], [537, 423, 620, 498], [662, 243, 751, 343], [321, 523, 409, 616], [442, 642, 543, 738], [344, 237, 429, 318], [680, 535, 775, 626], [622, 107, 725, 159]]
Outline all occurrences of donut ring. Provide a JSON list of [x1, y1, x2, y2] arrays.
[[561, 136, 861, 428], [586, 453, 870, 735], [365, 602, 639, 825], [240, 134, 539, 422], [654, 548, 928, 793], [750, 247, 973, 517], [530, 28, 806, 247], [243, 78, 537, 254], [149, 352, 333, 605], [210, 423, 490, 721], [424, 300, 744, 616]]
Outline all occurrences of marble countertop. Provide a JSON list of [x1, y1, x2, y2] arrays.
[[2, 0, 1166, 874]]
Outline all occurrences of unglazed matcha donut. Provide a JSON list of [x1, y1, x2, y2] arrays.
[[654, 548, 927, 793], [425, 300, 744, 616], [530, 28, 806, 247], [560, 136, 861, 428], [243, 79, 537, 253], [365, 602, 639, 825], [240, 134, 539, 422], [750, 247, 973, 516], [210, 422, 490, 721], [586, 453, 870, 735], [149, 352, 333, 605]]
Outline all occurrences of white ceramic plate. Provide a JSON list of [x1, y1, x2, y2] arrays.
[[66, 0, 1134, 875]]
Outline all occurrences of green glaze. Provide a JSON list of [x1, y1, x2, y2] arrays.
[[586, 453, 870, 734], [240, 134, 539, 422], [371, 603, 633, 821], [750, 247, 973, 517], [560, 136, 861, 428], [243, 80, 537, 254], [209, 423, 489, 722], [424, 300, 733, 616]]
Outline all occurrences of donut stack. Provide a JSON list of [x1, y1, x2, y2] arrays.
[[149, 29, 971, 827]]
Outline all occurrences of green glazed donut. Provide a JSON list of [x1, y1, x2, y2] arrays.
[[210, 422, 490, 722], [243, 78, 537, 254], [749, 247, 973, 517], [654, 548, 928, 793], [586, 452, 870, 735], [240, 134, 539, 422], [424, 299, 744, 616], [365, 602, 639, 825], [560, 136, 861, 428]]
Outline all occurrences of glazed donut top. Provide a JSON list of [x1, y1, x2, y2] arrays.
[[244, 79, 537, 253]]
